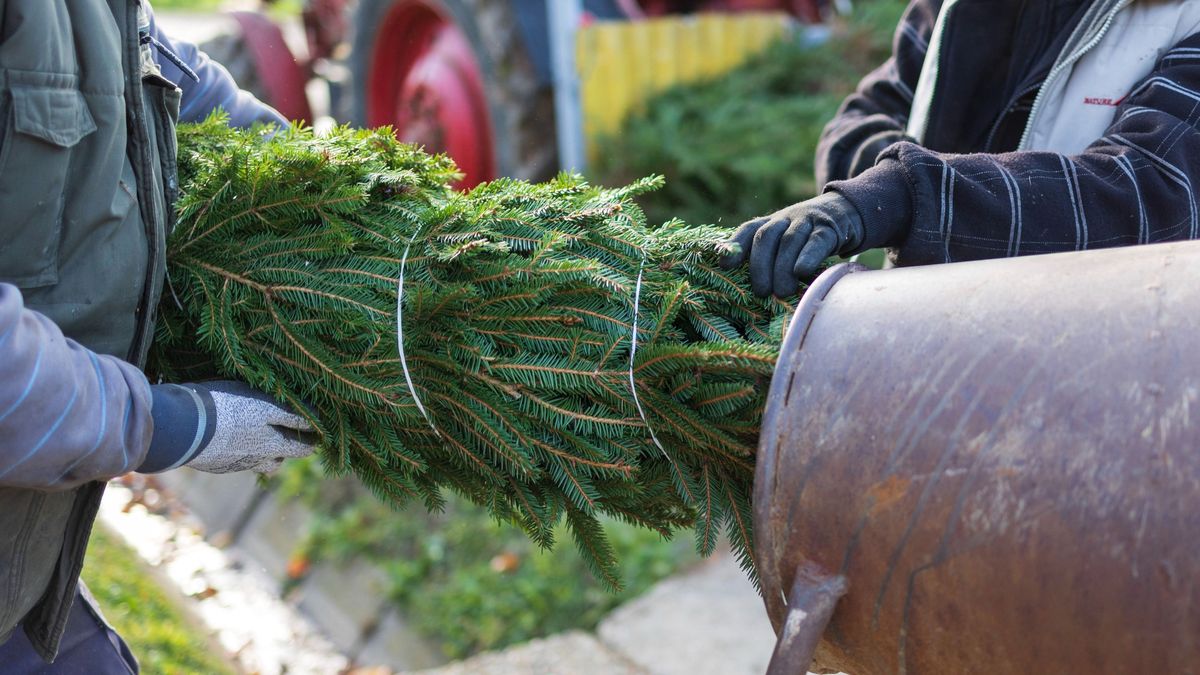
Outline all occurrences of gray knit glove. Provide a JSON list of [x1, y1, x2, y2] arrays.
[[187, 381, 317, 474]]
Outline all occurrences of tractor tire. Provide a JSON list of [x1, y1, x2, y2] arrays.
[[351, 0, 557, 183]]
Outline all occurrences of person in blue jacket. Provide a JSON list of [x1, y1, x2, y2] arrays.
[[723, 0, 1200, 297], [0, 2, 317, 672]]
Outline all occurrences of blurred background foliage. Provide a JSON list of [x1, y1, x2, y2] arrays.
[[276, 458, 697, 659], [591, 0, 908, 228]]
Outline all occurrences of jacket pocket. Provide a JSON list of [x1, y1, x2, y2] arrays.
[[0, 81, 97, 289]]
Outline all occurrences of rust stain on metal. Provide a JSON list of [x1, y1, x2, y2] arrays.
[[754, 242, 1200, 675], [865, 475, 910, 516]]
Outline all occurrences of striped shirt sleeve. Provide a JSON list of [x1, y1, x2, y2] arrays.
[[831, 30, 1200, 266], [0, 284, 155, 489], [0, 286, 221, 487], [814, 0, 939, 188]]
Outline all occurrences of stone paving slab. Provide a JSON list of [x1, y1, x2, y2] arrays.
[[358, 609, 447, 672], [155, 468, 264, 540], [597, 552, 777, 675], [408, 631, 644, 675], [296, 560, 392, 655]]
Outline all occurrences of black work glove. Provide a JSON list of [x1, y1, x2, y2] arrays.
[[720, 162, 912, 298], [719, 192, 865, 298]]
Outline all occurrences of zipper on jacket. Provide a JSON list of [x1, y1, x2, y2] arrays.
[[127, 0, 164, 367], [906, 0, 962, 144], [1018, 0, 1134, 150], [984, 83, 1040, 152]]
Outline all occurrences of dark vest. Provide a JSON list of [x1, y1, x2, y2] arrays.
[[0, 0, 177, 661]]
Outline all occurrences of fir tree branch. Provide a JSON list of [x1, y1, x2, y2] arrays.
[[154, 117, 806, 588]]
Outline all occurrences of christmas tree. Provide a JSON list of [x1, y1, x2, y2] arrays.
[[154, 116, 797, 586]]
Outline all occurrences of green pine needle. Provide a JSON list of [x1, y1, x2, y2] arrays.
[[152, 115, 802, 590]]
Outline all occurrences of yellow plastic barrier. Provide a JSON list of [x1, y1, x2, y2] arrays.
[[576, 12, 793, 160]]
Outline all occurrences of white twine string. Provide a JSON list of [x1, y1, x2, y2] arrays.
[[628, 259, 668, 457], [397, 235, 439, 436], [398, 237, 660, 449]]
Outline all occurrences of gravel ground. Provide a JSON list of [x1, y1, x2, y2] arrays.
[[99, 481, 350, 675]]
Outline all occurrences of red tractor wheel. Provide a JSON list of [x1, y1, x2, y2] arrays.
[[352, 0, 555, 188]]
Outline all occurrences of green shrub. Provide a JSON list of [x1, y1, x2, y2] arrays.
[[276, 458, 697, 659], [591, 0, 909, 228]]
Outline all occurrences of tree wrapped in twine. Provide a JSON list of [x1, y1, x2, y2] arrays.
[[152, 116, 795, 586]]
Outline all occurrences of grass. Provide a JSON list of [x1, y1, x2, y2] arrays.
[[82, 524, 237, 675]]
